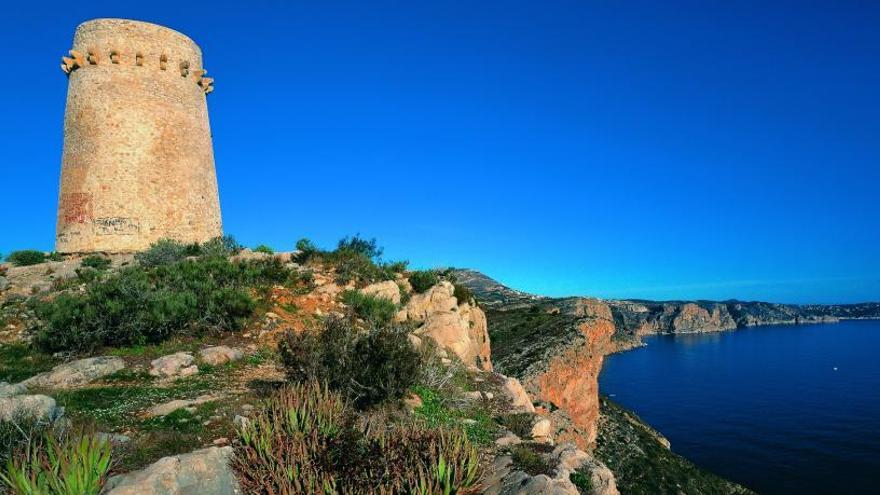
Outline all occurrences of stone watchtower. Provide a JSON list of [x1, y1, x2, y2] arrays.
[[56, 18, 222, 253]]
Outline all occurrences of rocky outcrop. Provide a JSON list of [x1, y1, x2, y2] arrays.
[[359, 280, 401, 304], [522, 299, 615, 449], [0, 394, 61, 422], [484, 296, 615, 450], [670, 302, 737, 333], [199, 346, 243, 366], [484, 443, 618, 495], [400, 282, 492, 371], [102, 446, 240, 495], [150, 352, 198, 378], [144, 394, 220, 418], [22, 356, 125, 389]]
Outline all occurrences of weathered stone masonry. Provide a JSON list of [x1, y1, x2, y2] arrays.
[[56, 18, 222, 253]]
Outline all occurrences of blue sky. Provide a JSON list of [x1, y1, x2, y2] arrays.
[[1, 1, 878, 304]]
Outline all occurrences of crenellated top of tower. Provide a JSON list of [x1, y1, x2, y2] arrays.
[[60, 18, 213, 94]]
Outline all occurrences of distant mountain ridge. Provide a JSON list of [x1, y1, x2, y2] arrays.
[[453, 269, 880, 340]]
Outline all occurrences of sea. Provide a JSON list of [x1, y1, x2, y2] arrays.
[[599, 319, 880, 494]]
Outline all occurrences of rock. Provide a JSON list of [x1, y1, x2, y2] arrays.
[[0, 382, 27, 398], [531, 418, 553, 444], [103, 446, 240, 495], [199, 346, 243, 366], [0, 276, 9, 291], [402, 282, 492, 371], [145, 395, 218, 418], [233, 415, 249, 428], [96, 432, 131, 445], [463, 391, 483, 401], [485, 443, 618, 495], [150, 352, 197, 378], [359, 280, 401, 304], [503, 376, 535, 413], [523, 299, 615, 449], [22, 356, 125, 389], [495, 431, 522, 447], [0, 394, 61, 422], [212, 437, 229, 446], [552, 444, 619, 495]]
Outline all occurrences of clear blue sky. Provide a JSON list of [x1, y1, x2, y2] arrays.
[[2, 1, 878, 304]]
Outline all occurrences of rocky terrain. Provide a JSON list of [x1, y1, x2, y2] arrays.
[[454, 269, 880, 345], [0, 243, 622, 494], [454, 269, 878, 494]]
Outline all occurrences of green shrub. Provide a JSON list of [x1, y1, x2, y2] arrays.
[[341, 290, 397, 325], [510, 444, 552, 476], [570, 470, 594, 493], [32, 257, 270, 353], [279, 316, 419, 409], [293, 236, 407, 286], [409, 270, 439, 293], [232, 382, 480, 494], [6, 250, 46, 267], [135, 239, 187, 267], [80, 255, 111, 271], [199, 235, 241, 257], [0, 426, 112, 495], [453, 284, 475, 306], [253, 244, 274, 254]]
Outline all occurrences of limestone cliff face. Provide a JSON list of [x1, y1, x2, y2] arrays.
[[485, 297, 615, 450], [524, 299, 615, 449], [399, 281, 492, 371], [669, 302, 737, 333]]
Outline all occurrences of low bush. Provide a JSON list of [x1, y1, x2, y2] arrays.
[[6, 250, 46, 267], [135, 236, 242, 268], [341, 290, 397, 325], [409, 270, 439, 293], [570, 470, 594, 493], [253, 244, 274, 254], [0, 425, 112, 495], [80, 255, 111, 271], [32, 256, 293, 353], [232, 382, 480, 494], [453, 284, 475, 306], [509, 444, 552, 476], [135, 239, 187, 267], [294, 236, 407, 286], [279, 316, 419, 409]]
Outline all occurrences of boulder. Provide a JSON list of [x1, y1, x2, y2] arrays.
[[0, 394, 61, 422], [0, 381, 27, 398], [22, 356, 125, 389], [503, 376, 535, 413], [359, 280, 401, 304], [150, 352, 198, 378], [530, 418, 554, 444], [103, 446, 240, 495], [0, 276, 9, 291], [402, 282, 492, 370], [145, 394, 219, 418], [199, 346, 243, 366]]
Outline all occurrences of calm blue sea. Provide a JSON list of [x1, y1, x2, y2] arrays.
[[599, 320, 880, 494]]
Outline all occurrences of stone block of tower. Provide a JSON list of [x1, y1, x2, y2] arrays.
[[56, 18, 222, 253]]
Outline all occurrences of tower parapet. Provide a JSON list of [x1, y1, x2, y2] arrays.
[[56, 18, 222, 253]]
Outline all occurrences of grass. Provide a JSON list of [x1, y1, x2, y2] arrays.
[[47, 376, 221, 431], [0, 343, 58, 383], [412, 385, 497, 445]]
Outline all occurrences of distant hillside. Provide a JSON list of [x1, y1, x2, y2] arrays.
[[454, 269, 880, 340], [451, 269, 545, 308]]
